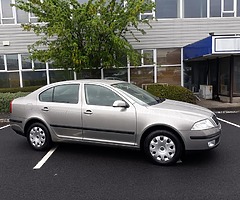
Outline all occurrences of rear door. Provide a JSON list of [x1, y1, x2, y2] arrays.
[[37, 84, 82, 139], [82, 84, 137, 146]]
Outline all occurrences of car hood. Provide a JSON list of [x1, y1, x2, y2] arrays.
[[149, 99, 213, 119]]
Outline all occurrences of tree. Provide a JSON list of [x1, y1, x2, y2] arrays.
[[13, 0, 154, 72]]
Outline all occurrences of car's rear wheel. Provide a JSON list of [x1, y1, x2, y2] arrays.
[[27, 122, 52, 151], [143, 130, 183, 166]]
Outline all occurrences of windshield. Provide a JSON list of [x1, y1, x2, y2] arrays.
[[112, 83, 162, 105]]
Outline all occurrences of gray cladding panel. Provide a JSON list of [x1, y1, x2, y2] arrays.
[[0, 25, 40, 54], [0, 18, 240, 54], [127, 18, 240, 49]]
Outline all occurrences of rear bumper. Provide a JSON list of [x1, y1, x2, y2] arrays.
[[10, 119, 25, 137], [181, 126, 221, 150]]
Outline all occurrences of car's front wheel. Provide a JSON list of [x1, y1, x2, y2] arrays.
[[27, 122, 52, 151], [143, 130, 183, 166]]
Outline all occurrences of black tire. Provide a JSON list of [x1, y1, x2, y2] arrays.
[[143, 130, 183, 166], [27, 122, 52, 151]]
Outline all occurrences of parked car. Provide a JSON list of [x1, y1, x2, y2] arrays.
[[10, 80, 221, 165]]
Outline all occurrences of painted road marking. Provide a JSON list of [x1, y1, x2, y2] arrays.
[[33, 145, 58, 170], [0, 125, 10, 130], [217, 118, 240, 128]]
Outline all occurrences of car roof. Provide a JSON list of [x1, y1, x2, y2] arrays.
[[36, 79, 124, 92], [28, 79, 126, 97], [57, 79, 124, 85]]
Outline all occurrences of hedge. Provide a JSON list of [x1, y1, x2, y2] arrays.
[[145, 84, 196, 104], [0, 92, 29, 113], [0, 86, 41, 93]]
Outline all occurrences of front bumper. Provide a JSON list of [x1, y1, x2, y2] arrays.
[[181, 126, 221, 151]]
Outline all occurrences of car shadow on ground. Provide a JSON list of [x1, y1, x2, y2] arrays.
[[56, 143, 219, 167], [57, 143, 146, 164]]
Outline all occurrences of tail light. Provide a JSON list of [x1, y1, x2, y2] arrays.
[[10, 101, 12, 113]]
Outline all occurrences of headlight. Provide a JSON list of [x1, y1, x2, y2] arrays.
[[191, 119, 215, 130]]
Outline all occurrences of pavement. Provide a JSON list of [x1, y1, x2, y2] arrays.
[[1, 98, 240, 123], [196, 98, 240, 113]]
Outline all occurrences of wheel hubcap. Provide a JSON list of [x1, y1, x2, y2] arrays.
[[29, 127, 46, 148], [149, 135, 176, 162]]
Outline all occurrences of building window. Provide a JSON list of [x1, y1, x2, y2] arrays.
[[222, 0, 234, 17], [157, 48, 181, 86], [155, 0, 178, 18], [16, 8, 29, 23], [238, 0, 240, 16], [33, 60, 46, 70], [233, 56, 240, 96], [130, 67, 154, 87], [157, 48, 181, 65], [224, 0, 234, 10], [183, 0, 207, 18], [6, 54, 19, 70], [29, 12, 38, 23], [157, 66, 181, 85], [0, 72, 10, 88], [9, 72, 20, 87], [0, 55, 4, 70], [50, 70, 74, 83], [21, 54, 32, 69], [142, 50, 154, 65], [22, 71, 47, 87], [219, 57, 230, 96], [76, 69, 101, 80], [103, 68, 128, 81], [77, 0, 89, 3], [0, 0, 15, 24], [210, 0, 221, 17]]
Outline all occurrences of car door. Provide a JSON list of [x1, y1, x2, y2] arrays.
[[37, 84, 82, 139], [82, 83, 137, 146]]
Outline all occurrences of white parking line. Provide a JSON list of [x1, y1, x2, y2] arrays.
[[33, 145, 58, 170], [0, 124, 10, 130], [217, 117, 240, 128]]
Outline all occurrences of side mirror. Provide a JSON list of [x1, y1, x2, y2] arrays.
[[113, 100, 129, 108]]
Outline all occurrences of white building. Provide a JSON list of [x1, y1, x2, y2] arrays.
[[1, 0, 240, 102]]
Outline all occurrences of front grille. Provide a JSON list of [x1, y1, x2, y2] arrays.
[[212, 115, 219, 125]]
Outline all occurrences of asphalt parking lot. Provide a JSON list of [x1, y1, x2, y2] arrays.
[[1, 112, 240, 200]]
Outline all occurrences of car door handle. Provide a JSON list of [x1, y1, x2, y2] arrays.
[[84, 110, 93, 115], [41, 107, 49, 112]]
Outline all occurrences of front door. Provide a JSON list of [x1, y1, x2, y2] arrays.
[[82, 84, 136, 146]]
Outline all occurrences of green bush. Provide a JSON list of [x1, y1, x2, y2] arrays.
[[145, 84, 196, 104], [0, 92, 29, 113], [0, 86, 41, 93]]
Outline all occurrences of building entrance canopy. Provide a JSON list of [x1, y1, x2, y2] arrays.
[[183, 35, 240, 103], [183, 35, 240, 61]]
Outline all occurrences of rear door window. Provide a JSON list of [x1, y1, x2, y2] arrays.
[[39, 84, 80, 104]]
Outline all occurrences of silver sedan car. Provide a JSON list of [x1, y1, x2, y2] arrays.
[[10, 80, 221, 165]]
